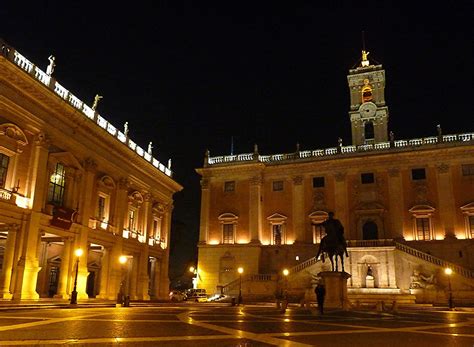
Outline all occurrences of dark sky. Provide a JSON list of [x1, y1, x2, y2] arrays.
[[2, 2, 472, 278]]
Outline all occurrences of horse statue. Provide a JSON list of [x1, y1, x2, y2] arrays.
[[314, 212, 349, 272]]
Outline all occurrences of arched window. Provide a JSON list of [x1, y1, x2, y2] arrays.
[[362, 220, 378, 240]]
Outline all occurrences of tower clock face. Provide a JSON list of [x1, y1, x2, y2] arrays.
[[359, 102, 377, 118]]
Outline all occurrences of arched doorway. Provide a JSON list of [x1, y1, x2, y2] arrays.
[[363, 221, 378, 240]]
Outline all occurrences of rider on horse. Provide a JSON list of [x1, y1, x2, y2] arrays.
[[314, 212, 349, 261]]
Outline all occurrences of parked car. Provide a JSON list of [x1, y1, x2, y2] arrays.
[[169, 290, 186, 302], [185, 288, 207, 302]]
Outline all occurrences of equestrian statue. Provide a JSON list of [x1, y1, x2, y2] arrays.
[[314, 212, 349, 272]]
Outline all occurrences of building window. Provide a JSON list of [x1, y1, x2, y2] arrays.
[[224, 181, 235, 192], [153, 217, 161, 240], [313, 176, 325, 188], [272, 224, 283, 245], [273, 180, 284, 191], [48, 163, 66, 205], [361, 172, 375, 184], [364, 121, 374, 140], [128, 208, 136, 231], [222, 224, 234, 244], [97, 196, 106, 220], [416, 218, 431, 240], [313, 225, 325, 244], [0, 153, 9, 188], [462, 164, 474, 176], [412, 168, 426, 180], [469, 215, 474, 239]]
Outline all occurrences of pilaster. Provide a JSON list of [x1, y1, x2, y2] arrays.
[[199, 178, 210, 243], [249, 175, 263, 243], [436, 163, 456, 237], [0, 225, 18, 299], [387, 167, 404, 238], [334, 172, 350, 238], [292, 175, 305, 243]]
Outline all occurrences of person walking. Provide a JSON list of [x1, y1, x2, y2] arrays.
[[315, 283, 326, 315]]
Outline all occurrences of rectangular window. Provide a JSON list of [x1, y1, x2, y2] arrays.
[[224, 181, 235, 192], [273, 180, 284, 191], [361, 173, 375, 184], [128, 209, 136, 231], [416, 218, 431, 240], [48, 163, 66, 205], [272, 224, 282, 245], [222, 224, 234, 244], [470, 216, 474, 239], [313, 176, 325, 188], [97, 196, 106, 220], [313, 225, 325, 244], [412, 168, 426, 180], [462, 164, 474, 176], [0, 153, 9, 188]]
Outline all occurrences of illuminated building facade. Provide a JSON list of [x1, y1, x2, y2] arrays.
[[0, 40, 182, 301], [196, 51, 474, 304]]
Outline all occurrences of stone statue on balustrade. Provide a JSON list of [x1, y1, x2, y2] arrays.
[[314, 212, 349, 272], [92, 94, 103, 111], [46, 55, 56, 76], [124, 122, 129, 136], [148, 142, 153, 154]]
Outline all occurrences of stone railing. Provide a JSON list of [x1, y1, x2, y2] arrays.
[[347, 239, 396, 248], [2, 40, 172, 177], [221, 274, 276, 294], [206, 133, 474, 166], [0, 188, 13, 201], [395, 241, 474, 279], [289, 256, 320, 275]]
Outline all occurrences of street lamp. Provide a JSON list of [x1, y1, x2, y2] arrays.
[[445, 267, 454, 310], [70, 248, 83, 305], [282, 269, 289, 311], [117, 255, 128, 305], [237, 267, 244, 305], [189, 266, 198, 289]]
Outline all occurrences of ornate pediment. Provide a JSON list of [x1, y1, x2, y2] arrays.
[[308, 210, 328, 222], [460, 202, 474, 214], [409, 204, 436, 217], [218, 213, 238, 223], [0, 122, 28, 153], [267, 213, 287, 224], [49, 152, 83, 170], [97, 175, 116, 191]]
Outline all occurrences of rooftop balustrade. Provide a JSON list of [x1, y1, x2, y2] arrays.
[[206, 133, 474, 166], [3, 40, 172, 177]]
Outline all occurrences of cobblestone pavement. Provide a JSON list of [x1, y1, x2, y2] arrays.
[[0, 304, 472, 346]]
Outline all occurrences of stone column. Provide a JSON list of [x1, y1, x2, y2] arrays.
[[292, 175, 305, 243], [97, 247, 110, 299], [129, 255, 139, 299], [107, 239, 124, 300], [152, 257, 161, 299], [249, 175, 263, 243], [136, 244, 150, 300], [0, 225, 19, 299], [13, 134, 49, 300], [387, 167, 404, 239], [199, 178, 210, 244], [436, 163, 456, 237], [54, 237, 72, 299], [75, 158, 97, 300], [334, 172, 350, 238]]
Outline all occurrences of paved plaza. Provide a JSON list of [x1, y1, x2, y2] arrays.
[[0, 304, 472, 346]]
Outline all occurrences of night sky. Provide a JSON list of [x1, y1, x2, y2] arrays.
[[2, 2, 472, 279]]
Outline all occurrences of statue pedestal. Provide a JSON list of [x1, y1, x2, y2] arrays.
[[366, 275, 375, 288], [318, 271, 351, 310]]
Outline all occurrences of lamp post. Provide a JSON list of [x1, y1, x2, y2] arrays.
[[282, 269, 289, 309], [189, 266, 198, 289], [70, 248, 83, 305], [237, 267, 243, 305], [445, 267, 453, 310], [117, 255, 127, 306]]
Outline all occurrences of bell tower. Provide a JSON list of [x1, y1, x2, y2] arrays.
[[347, 50, 389, 146]]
